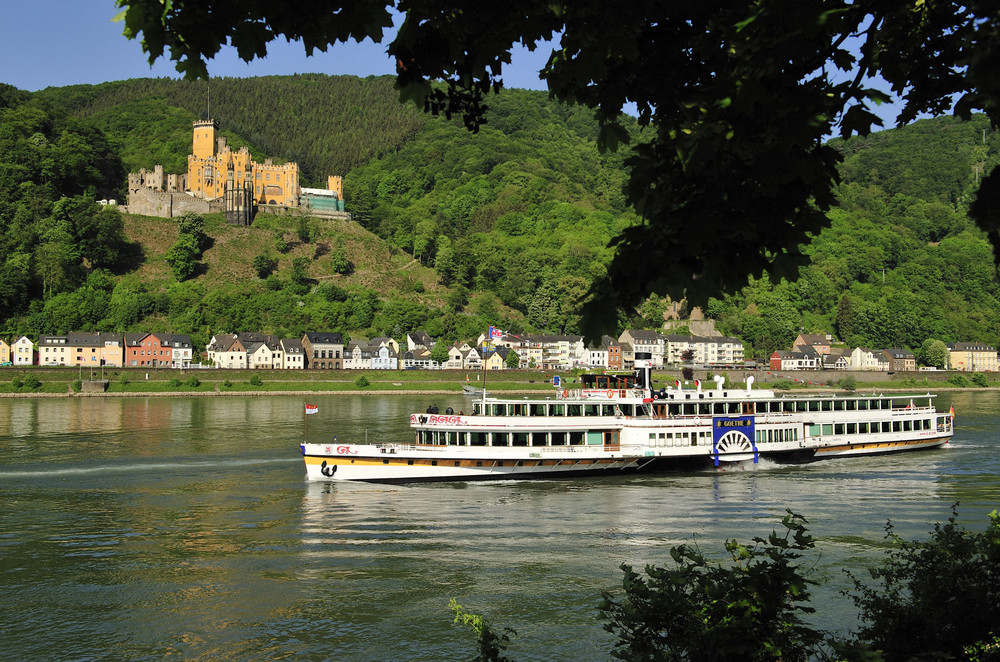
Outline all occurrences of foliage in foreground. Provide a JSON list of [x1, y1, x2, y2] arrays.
[[455, 508, 1000, 661], [847, 508, 1000, 662], [600, 511, 821, 662]]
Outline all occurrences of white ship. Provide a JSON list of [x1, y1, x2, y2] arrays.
[[301, 355, 953, 483]]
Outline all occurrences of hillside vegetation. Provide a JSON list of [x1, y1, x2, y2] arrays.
[[1, 76, 999, 358]]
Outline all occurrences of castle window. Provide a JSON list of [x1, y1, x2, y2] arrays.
[[276, 174, 280, 182], [265, 173, 270, 181]]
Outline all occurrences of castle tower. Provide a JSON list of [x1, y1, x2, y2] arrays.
[[192, 119, 218, 159]]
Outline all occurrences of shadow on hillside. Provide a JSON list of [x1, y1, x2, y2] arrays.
[[111, 240, 145, 275]]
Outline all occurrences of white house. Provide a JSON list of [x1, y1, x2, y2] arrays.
[[13, 336, 34, 366]]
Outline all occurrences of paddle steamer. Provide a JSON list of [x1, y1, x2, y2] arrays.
[[301, 356, 953, 483]]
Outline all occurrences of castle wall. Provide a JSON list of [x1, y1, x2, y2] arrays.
[[124, 186, 211, 218]]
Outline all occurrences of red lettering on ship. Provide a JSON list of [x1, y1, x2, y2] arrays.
[[427, 415, 463, 424], [336, 445, 356, 455]]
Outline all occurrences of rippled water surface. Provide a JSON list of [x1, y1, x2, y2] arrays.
[[1, 392, 997, 660]]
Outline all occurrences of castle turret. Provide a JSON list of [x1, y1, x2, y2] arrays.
[[192, 119, 218, 160]]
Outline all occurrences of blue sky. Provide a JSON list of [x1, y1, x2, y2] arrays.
[[0, 1, 551, 92]]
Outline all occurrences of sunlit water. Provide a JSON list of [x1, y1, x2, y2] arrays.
[[0, 391, 997, 660]]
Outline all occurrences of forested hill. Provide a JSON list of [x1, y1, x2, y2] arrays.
[[32, 74, 425, 184], [707, 113, 1000, 358], [4, 75, 1000, 359]]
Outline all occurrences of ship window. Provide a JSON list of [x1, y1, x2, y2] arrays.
[[649, 433, 656, 441], [770, 402, 781, 413], [859, 422, 869, 433], [699, 403, 712, 415], [551, 432, 566, 446], [567, 404, 582, 416], [497, 461, 504, 467], [757, 431, 764, 443], [491, 404, 506, 416], [530, 403, 546, 416], [755, 402, 768, 414], [512, 404, 527, 416], [602, 405, 616, 416], [808, 401, 819, 412], [668, 404, 680, 416], [835, 424, 845, 435], [893, 422, 901, 432], [431, 460, 437, 466], [822, 424, 833, 435], [809, 425, 821, 436], [714, 403, 726, 414], [584, 404, 600, 416], [846, 400, 856, 410], [569, 431, 585, 445], [821, 401, 832, 411], [383, 459, 389, 464], [834, 400, 845, 411], [767, 429, 773, 443], [454, 461, 461, 467], [549, 404, 565, 416], [903, 421, 912, 432], [493, 433, 510, 447], [881, 399, 891, 410], [847, 423, 857, 434], [476, 461, 483, 467], [531, 433, 546, 446], [784, 401, 796, 413], [683, 404, 696, 416], [512, 432, 529, 446], [471, 432, 488, 446], [447, 431, 458, 445], [858, 400, 869, 410]]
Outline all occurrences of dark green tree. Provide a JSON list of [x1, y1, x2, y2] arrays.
[[599, 511, 822, 661], [165, 233, 200, 281], [252, 254, 278, 279], [847, 507, 1000, 662]]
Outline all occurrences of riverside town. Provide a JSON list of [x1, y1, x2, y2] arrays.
[[1, 329, 995, 374]]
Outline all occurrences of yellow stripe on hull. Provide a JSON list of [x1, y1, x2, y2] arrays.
[[814, 436, 949, 456]]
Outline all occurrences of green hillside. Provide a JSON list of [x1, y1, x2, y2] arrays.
[[32, 75, 424, 184], [2, 75, 999, 359]]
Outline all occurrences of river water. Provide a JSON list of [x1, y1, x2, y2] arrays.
[[0, 391, 997, 661]]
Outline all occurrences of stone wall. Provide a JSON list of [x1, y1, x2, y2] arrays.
[[124, 186, 214, 218]]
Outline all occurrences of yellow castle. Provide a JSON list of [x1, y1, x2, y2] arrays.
[[127, 120, 345, 223], [189, 119, 300, 207]]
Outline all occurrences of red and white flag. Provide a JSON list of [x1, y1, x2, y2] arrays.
[[305, 403, 319, 415]]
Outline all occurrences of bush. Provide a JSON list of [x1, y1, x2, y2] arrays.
[[72, 379, 82, 392], [252, 254, 278, 279], [185, 376, 200, 388], [837, 375, 857, 391], [249, 374, 263, 386], [11, 377, 22, 388], [167, 378, 183, 388], [847, 506, 1000, 662], [354, 374, 370, 388], [223, 379, 232, 388], [22, 374, 40, 389], [330, 249, 354, 275], [948, 374, 970, 388], [600, 511, 823, 661], [772, 378, 793, 390], [971, 372, 989, 388]]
